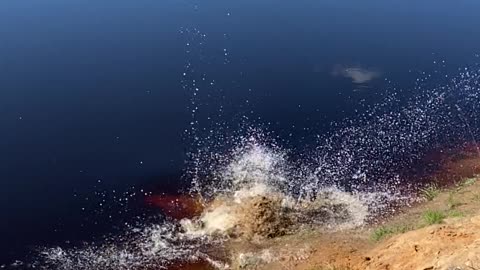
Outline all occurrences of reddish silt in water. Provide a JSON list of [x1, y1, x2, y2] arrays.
[[415, 142, 480, 187], [145, 194, 205, 220], [145, 196, 219, 270]]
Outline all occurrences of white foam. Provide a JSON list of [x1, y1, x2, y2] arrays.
[[181, 203, 238, 236]]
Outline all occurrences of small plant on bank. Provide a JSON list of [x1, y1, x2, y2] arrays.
[[462, 177, 477, 187], [420, 184, 440, 201], [371, 225, 410, 242], [447, 192, 461, 210], [423, 210, 446, 225], [371, 227, 393, 242], [456, 176, 478, 192], [472, 193, 480, 202], [447, 209, 465, 218]]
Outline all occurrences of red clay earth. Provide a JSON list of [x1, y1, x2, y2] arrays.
[[145, 194, 204, 220]]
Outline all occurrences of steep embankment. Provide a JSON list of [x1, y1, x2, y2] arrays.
[[365, 215, 480, 270]]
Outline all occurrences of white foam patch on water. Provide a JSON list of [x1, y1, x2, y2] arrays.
[[233, 182, 273, 203], [313, 187, 371, 228], [237, 249, 275, 268], [36, 222, 207, 270], [181, 203, 239, 237]]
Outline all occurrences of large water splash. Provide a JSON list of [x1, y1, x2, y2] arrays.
[[23, 65, 480, 270], [31, 137, 396, 270]]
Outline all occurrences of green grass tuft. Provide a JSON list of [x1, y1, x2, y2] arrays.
[[371, 227, 393, 242], [423, 210, 446, 225], [371, 225, 410, 242], [456, 177, 478, 192], [448, 209, 465, 218], [462, 177, 477, 187], [420, 184, 440, 201]]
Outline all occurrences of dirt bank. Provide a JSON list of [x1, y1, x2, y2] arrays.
[[237, 152, 480, 270]]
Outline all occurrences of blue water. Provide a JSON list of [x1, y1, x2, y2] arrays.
[[1, 0, 480, 265]]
